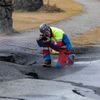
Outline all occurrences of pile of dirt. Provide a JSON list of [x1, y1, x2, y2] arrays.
[[38, 4, 64, 13]]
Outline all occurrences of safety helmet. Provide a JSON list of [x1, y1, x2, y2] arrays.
[[39, 23, 50, 34]]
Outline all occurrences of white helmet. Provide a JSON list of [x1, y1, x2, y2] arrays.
[[39, 23, 50, 33]]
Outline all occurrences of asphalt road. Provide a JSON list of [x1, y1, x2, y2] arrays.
[[0, 0, 100, 100]]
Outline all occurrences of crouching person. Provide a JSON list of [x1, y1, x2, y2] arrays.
[[37, 23, 75, 68]]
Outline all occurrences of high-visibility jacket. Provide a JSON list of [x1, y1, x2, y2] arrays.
[[50, 27, 64, 42], [50, 27, 72, 50]]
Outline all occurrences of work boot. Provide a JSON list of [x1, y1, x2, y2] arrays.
[[43, 60, 51, 68], [68, 54, 75, 65]]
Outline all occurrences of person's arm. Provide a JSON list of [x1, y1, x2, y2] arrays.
[[62, 34, 72, 50]]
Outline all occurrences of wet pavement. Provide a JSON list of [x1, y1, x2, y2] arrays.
[[0, 0, 100, 100], [0, 39, 100, 100]]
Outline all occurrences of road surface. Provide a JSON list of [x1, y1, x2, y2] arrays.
[[0, 0, 100, 100]]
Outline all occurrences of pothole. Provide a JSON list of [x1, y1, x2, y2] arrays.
[[0, 53, 15, 63], [25, 72, 39, 79], [0, 52, 39, 79], [0, 52, 38, 65]]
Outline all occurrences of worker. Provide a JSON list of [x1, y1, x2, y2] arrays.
[[37, 23, 75, 68]]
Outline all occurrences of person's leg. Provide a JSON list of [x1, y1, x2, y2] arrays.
[[62, 34, 75, 65], [50, 41, 67, 68], [68, 54, 75, 65], [42, 47, 51, 66], [56, 48, 68, 68], [56, 48, 75, 68], [36, 38, 51, 66]]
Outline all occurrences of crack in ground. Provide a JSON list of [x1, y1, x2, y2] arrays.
[[56, 80, 100, 96], [72, 90, 85, 97], [0, 46, 100, 81], [0, 96, 25, 100]]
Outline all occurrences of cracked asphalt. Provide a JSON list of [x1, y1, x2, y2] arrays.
[[0, 0, 100, 100]]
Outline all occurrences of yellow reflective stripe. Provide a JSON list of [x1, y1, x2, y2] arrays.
[[56, 39, 62, 42], [61, 46, 66, 48], [43, 47, 49, 50]]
